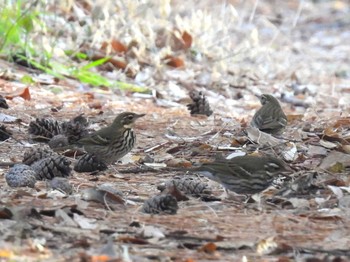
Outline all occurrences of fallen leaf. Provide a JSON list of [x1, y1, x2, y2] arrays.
[[328, 162, 345, 173], [319, 139, 338, 149], [182, 31, 192, 49], [282, 142, 298, 161], [328, 185, 344, 199], [118, 236, 149, 245], [286, 114, 304, 122], [319, 151, 350, 170], [246, 126, 284, 146], [111, 39, 127, 53], [73, 213, 97, 229], [5, 87, 31, 100], [334, 117, 350, 128], [198, 242, 217, 253], [163, 55, 185, 68]]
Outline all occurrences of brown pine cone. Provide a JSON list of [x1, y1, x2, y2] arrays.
[[22, 147, 58, 165], [61, 114, 89, 144], [158, 176, 212, 196], [187, 91, 213, 116], [0, 95, 9, 109], [0, 125, 11, 141], [73, 154, 108, 172], [29, 118, 63, 139], [142, 194, 178, 215], [31, 155, 71, 180]]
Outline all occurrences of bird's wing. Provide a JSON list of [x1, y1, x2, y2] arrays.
[[79, 133, 111, 146], [253, 114, 287, 130], [199, 161, 248, 180]]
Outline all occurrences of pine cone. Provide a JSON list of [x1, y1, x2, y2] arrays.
[[158, 176, 212, 196], [74, 154, 108, 173], [28, 118, 63, 139], [187, 91, 213, 116], [0, 125, 11, 141], [22, 147, 58, 165], [49, 177, 73, 194], [0, 95, 9, 109], [142, 194, 178, 215], [61, 114, 89, 144], [5, 164, 37, 188], [48, 134, 69, 149], [31, 155, 71, 180]]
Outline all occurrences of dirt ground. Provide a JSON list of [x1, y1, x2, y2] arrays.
[[1, 0, 350, 261]]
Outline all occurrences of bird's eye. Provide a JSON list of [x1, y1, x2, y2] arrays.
[[127, 115, 134, 120], [260, 95, 267, 104]]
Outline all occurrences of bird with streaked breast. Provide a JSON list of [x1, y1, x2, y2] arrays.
[[190, 155, 291, 195], [251, 94, 287, 134], [77, 112, 145, 165]]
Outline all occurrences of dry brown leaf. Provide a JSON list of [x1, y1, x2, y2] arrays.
[[184, 259, 196, 262], [163, 55, 185, 68], [198, 242, 217, 253], [111, 39, 128, 53], [286, 114, 303, 122], [101, 39, 127, 54], [171, 29, 192, 51], [182, 31, 193, 50], [88, 101, 102, 110], [118, 236, 149, 245], [5, 87, 31, 100], [323, 127, 339, 137], [90, 255, 111, 262], [165, 158, 192, 168], [334, 118, 350, 128]]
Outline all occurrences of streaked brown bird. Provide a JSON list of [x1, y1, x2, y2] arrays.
[[251, 94, 287, 134], [77, 112, 145, 165], [191, 155, 291, 195]]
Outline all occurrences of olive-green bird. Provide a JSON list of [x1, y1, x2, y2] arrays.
[[77, 112, 145, 165], [191, 155, 291, 195], [251, 94, 287, 134]]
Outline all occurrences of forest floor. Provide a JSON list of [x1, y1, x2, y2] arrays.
[[1, 0, 350, 261]]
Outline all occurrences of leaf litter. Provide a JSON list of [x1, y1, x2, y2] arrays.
[[1, 0, 350, 261]]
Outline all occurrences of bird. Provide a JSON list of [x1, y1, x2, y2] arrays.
[[190, 155, 291, 195], [251, 94, 287, 134], [77, 112, 145, 165]]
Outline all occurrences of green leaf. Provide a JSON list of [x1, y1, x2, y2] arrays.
[[21, 75, 35, 84], [81, 57, 110, 70]]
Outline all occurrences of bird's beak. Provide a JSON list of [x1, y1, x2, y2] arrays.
[[135, 113, 146, 119]]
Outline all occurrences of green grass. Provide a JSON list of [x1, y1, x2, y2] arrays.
[[0, 0, 147, 92]]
